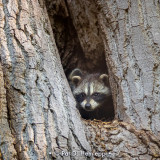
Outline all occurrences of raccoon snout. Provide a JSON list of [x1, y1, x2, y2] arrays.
[[85, 103, 91, 110]]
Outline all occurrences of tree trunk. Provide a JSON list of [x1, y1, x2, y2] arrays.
[[0, 0, 160, 159], [65, 0, 160, 136], [0, 0, 90, 159], [96, 0, 160, 136]]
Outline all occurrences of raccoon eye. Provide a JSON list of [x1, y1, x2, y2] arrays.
[[75, 93, 86, 103], [79, 93, 86, 98], [92, 93, 100, 97]]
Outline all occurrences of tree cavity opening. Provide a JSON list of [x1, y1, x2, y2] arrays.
[[46, 0, 115, 121]]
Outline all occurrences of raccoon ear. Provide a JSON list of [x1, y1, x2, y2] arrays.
[[69, 68, 83, 79], [99, 74, 109, 85], [71, 76, 81, 86], [69, 68, 83, 86]]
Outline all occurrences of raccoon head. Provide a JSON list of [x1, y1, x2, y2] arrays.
[[69, 68, 111, 111]]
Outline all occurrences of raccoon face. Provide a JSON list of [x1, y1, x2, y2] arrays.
[[69, 69, 111, 111]]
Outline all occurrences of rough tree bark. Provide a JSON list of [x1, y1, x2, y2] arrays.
[[96, 0, 160, 136], [64, 0, 160, 136], [0, 0, 90, 159], [0, 0, 160, 160]]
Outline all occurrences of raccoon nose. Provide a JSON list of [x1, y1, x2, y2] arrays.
[[85, 103, 91, 110]]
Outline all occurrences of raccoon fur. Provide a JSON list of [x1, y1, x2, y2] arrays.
[[69, 68, 114, 120]]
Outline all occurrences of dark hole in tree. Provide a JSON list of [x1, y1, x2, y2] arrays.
[[46, 1, 115, 121]]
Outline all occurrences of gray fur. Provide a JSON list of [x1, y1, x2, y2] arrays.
[[69, 69, 114, 120]]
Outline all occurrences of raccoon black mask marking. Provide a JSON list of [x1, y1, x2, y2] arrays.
[[69, 69, 114, 120]]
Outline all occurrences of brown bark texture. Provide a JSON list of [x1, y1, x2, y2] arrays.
[[96, 0, 160, 136], [0, 0, 90, 159], [64, 0, 160, 136], [0, 0, 160, 160]]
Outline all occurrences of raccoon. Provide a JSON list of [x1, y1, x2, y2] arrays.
[[69, 68, 114, 120]]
